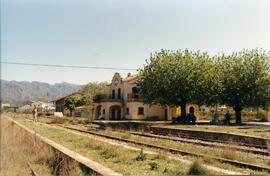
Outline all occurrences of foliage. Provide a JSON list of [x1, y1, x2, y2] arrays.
[[93, 93, 107, 102], [219, 49, 270, 124], [149, 162, 158, 170], [138, 48, 270, 124], [64, 96, 86, 116], [81, 82, 108, 105], [187, 160, 208, 175], [137, 49, 219, 117], [136, 148, 146, 161]]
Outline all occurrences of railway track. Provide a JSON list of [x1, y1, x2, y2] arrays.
[[172, 134, 268, 150], [128, 131, 270, 156], [84, 124, 269, 156], [65, 126, 270, 173], [148, 127, 269, 150]]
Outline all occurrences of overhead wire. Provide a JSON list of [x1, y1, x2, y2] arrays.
[[0, 61, 138, 71]]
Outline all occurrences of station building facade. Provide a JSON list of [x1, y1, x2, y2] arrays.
[[93, 72, 199, 120]]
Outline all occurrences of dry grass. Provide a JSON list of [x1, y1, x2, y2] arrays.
[[220, 148, 237, 161], [9, 113, 269, 175], [267, 141, 270, 152], [48, 116, 66, 124], [88, 128, 270, 167], [12, 116, 197, 175], [187, 160, 209, 175], [0, 117, 87, 176], [0, 118, 48, 175]]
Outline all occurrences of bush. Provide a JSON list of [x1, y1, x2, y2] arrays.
[[187, 160, 208, 175], [149, 162, 158, 170], [136, 148, 146, 161]]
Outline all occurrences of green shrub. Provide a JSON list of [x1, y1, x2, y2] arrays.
[[136, 148, 146, 161], [187, 160, 208, 175], [149, 162, 158, 170], [93, 93, 107, 102]]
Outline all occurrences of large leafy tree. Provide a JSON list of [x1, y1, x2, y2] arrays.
[[220, 49, 270, 124], [64, 96, 86, 116], [81, 82, 108, 105], [137, 49, 219, 117]]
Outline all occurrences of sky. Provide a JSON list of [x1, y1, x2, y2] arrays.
[[1, 0, 270, 85]]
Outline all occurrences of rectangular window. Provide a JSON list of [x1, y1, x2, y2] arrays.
[[126, 108, 129, 115], [118, 88, 121, 99], [103, 109, 105, 114], [112, 89, 115, 99], [138, 107, 144, 115]]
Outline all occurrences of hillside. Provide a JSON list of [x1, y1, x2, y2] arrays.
[[0, 80, 81, 105]]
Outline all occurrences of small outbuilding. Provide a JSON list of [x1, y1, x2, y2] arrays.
[[51, 92, 84, 116]]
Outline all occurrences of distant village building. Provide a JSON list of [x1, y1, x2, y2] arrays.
[[52, 92, 83, 116], [1, 103, 11, 108], [93, 72, 199, 120], [18, 100, 53, 113], [1, 103, 18, 112]]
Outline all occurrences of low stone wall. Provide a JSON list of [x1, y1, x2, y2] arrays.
[[149, 127, 270, 149]]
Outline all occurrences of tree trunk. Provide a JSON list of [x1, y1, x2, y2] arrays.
[[234, 106, 242, 125], [70, 109, 73, 117], [180, 101, 187, 117]]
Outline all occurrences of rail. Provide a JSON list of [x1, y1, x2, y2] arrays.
[[65, 126, 270, 173]]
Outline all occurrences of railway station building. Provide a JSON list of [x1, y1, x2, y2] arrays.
[[93, 72, 199, 120]]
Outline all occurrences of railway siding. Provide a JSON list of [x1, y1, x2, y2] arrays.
[[65, 126, 270, 173], [129, 131, 269, 156], [149, 126, 270, 149], [93, 121, 270, 149]]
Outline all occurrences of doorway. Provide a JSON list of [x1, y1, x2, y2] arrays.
[[109, 105, 121, 120]]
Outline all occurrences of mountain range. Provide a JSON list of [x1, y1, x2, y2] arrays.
[[0, 80, 81, 106]]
